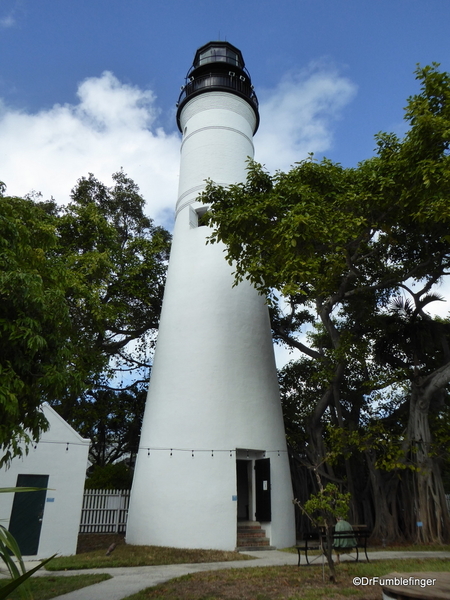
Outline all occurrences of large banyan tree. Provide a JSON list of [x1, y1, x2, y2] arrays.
[[201, 64, 450, 543]]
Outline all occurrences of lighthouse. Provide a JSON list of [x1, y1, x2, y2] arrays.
[[126, 42, 295, 551]]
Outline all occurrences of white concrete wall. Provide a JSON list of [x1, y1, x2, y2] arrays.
[[129, 451, 237, 550], [0, 404, 90, 558], [176, 92, 256, 214], [127, 90, 295, 550]]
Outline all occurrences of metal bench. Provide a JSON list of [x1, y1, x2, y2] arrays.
[[296, 528, 370, 565]]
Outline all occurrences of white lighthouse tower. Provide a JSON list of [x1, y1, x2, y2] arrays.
[[126, 42, 295, 551]]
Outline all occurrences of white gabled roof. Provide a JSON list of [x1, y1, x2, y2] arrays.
[[39, 403, 91, 445]]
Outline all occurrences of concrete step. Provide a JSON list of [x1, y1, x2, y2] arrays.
[[238, 545, 277, 551], [237, 521, 271, 549], [237, 531, 267, 539], [237, 537, 270, 547], [237, 521, 262, 529], [237, 531, 269, 544]]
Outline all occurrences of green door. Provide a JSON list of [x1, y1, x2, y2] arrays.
[[8, 474, 49, 555]]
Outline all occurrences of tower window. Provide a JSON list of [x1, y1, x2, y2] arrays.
[[190, 206, 209, 228], [226, 49, 239, 66], [196, 207, 209, 227], [198, 46, 240, 67]]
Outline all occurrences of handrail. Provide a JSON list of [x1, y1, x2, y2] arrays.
[[177, 72, 259, 110]]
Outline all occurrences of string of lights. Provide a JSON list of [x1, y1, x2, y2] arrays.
[[28, 440, 89, 451], [28, 441, 293, 456], [138, 447, 287, 457]]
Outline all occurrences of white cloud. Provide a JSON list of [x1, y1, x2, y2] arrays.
[[0, 0, 19, 29], [0, 14, 15, 27], [256, 62, 357, 172], [0, 64, 356, 232], [0, 72, 180, 228]]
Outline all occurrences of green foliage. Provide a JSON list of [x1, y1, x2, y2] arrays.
[[202, 65, 450, 542], [0, 197, 78, 466], [202, 157, 372, 300], [56, 170, 171, 391], [278, 358, 325, 448], [0, 554, 54, 600], [201, 63, 450, 312], [68, 383, 146, 467], [301, 484, 351, 528], [0, 522, 30, 597], [294, 482, 351, 581], [85, 463, 133, 490], [0, 171, 171, 467], [325, 422, 411, 472], [48, 170, 171, 466]]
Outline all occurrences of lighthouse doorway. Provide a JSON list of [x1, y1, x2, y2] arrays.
[[236, 460, 251, 520], [236, 450, 271, 522]]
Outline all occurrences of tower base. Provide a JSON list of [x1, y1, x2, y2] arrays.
[[127, 448, 295, 551]]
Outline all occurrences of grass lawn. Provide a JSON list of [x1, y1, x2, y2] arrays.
[[0, 573, 111, 600], [121, 558, 450, 600], [371, 543, 450, 552], [47, 544, 252, 571], [67, 534, 450, 570]]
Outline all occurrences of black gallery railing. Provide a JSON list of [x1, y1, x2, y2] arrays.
[[177, 72, 259, 110]]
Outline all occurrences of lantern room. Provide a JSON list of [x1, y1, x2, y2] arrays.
[[194, 42, 244, 68], [176, 41, 259, 132]]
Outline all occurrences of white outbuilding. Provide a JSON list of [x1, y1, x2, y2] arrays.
[[0, 403, 90, 558]]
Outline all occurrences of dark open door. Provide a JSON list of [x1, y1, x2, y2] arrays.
[[236, 460, 250, 520], [8, 474, 49, 555], [255, 458, 271, 521]]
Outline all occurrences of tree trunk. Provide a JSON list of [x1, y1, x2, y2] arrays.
[[406, 382, 450, 543], [365, 451, 403, 543], [323, 521, 336, 582]]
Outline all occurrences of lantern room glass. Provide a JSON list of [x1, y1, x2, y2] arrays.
[[197, 46, 240, 67]]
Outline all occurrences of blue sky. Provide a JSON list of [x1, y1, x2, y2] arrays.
[[2, 1, 449, 222]]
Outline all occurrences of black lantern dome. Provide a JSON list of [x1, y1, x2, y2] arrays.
[[176, 41, 259, 132]]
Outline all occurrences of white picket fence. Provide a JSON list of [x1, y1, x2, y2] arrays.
[[79, 489, 130, 534]]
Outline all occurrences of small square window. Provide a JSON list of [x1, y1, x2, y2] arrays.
[[196, 207, 209, 227], [189, 206, 209, 228]]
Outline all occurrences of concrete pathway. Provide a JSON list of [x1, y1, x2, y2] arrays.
[[8, 550, 450, 600]]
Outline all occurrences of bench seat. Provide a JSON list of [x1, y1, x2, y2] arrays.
[[296, 528, 370, 565]]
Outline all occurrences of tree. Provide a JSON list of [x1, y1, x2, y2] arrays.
[[0, 191, 80, 466], [0, 172, 171, 468], [294, 483, 351, 582], [201, 64, 450, 543], [373, 292, 450, 542], [48, 171, 171, 457], [85, 463, 134, 490], [70, 384, 146, 469], [55, 170, 171, 399]]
